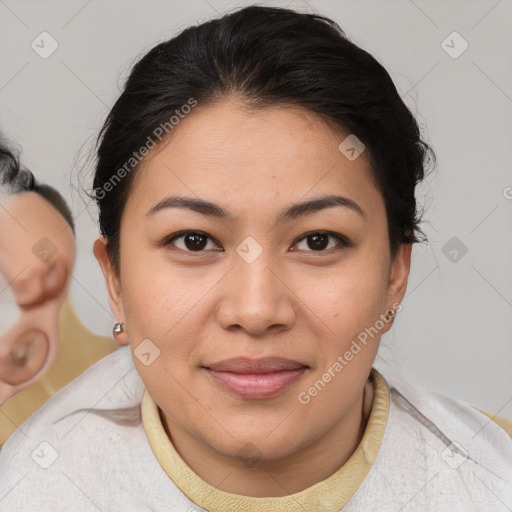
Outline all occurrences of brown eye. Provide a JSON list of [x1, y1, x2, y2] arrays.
[[166, 231, 220, 253], [306, 233, 329, 250], [0, 329, 49, 385], [293, 231, 350, 252], [183, 233, 208, 251]]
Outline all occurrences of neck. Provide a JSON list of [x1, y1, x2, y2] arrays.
[[162, 377, 374, 497]]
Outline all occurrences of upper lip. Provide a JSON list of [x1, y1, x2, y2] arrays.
[[204, 357, 309, 374]]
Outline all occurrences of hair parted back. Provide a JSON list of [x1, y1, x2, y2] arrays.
[[93, 5, 436, 273]]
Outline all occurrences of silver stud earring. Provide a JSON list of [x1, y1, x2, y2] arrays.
[[112, 322, 124, 336]]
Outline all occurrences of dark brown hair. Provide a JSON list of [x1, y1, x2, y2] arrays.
[[93, 5, 435, 272]]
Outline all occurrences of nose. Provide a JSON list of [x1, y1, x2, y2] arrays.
[[216, 250, 295, 336], [10, 260, 67, 309], [0, 327, 49, 385]]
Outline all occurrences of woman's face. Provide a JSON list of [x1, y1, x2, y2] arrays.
[[97, 99, 411, 464], [0, 191, 76, 403]]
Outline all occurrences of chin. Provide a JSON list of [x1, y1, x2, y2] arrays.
[[209, 426, 302, 464]]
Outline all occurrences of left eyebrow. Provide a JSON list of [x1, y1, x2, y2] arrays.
[[146, 194, 366, 222], [276, 194, 366, 223]]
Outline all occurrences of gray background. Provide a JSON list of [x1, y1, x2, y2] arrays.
[[0, 0, 510, 416]]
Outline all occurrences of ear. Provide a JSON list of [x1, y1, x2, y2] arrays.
[[93, 236, 128, 345], [381, 243, 412, 334]]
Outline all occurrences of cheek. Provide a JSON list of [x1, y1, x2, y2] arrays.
[[298, 258, 388, 336], [0, 238, 27, 281], [121, 267, 194, 338], [120, 261, 204, 380], [120, 242, 219, 337]]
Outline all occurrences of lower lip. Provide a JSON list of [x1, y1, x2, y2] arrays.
[[204, 368, 307, 399]]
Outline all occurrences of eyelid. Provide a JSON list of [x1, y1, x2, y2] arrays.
[[163, 230, 351, 253], [163, 230, 222, 252], [292, 230, 351, 251]]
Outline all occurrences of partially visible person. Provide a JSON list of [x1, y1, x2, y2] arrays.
[[0, 141, 118, 446]]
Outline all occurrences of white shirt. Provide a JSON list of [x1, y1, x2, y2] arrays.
[[0, 345, 510, 511]]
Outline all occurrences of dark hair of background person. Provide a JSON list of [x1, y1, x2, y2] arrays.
[[0, 143, 75, 235], [92, 4, 436, 274]]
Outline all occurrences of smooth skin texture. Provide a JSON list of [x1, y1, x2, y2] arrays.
[[0, 191, 76, 403], [94, 98, 412, 497]]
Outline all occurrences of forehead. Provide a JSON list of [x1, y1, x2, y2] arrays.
[[1, 191, 57, 225], [130, 100, 383, 220], [0, 192, 75, 252]]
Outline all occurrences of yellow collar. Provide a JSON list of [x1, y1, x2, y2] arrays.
[[141, 368, 389, 512]]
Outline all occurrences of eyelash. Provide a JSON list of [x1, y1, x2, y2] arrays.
[[162, 230, 351, 255]]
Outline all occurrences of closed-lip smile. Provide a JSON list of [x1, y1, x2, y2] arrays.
[[202, 357, 309, 399]]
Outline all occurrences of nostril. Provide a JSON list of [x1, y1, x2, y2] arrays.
[[0, 328, 49, 386]]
